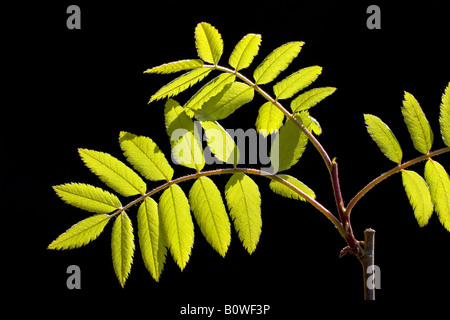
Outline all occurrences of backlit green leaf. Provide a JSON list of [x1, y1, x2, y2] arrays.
[[424, 160, 450, 231], [291, 87, 336, 112], [195, 22, 223, 65], [364, 114, 403, 164], [159, 184, 194, 270], [229, 33, 262, 71], [189, 176, 231, 257], [402, 92, 434, 154], [79, 149, 146, 197], [269, 174, 316, 201], [185, 73, 235, 116], [111, 211, 135, 287], [440, 82, 450, 147], [53, 183, 122, 214], [201, 120, 240, 165], [48, 214, 111, 250], [193, 82, 254, 121], [255, 101, 284, 137], [119, 132, 174, 182], [137, 197, 167, 282], [225, 173, 261, 254], [401, 170, 433, 227], [149, 68, 212, 103], [144, 59, 204, 74], [274, 66, 322, 100], [253, 42, 304, 85]]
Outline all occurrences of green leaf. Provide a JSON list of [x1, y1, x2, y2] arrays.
[[401, 91, 434, 154], [79, 149, 146, 197], [144, 59, 204, 74], [364, 114, 403, 164], [229, 33, 262, 71], [53, 183, 122, 214], [159, 184, 194, 270], [201, 120, 240, 165], [195, 22, 223, 65], [149, 68, 212, 103], [189, 176, 231, 257], [225, 173, 262, 254], [309, 116, 322, 136], [48, 214, 111, 250], [270, 113, 310, 173], [253, 42, 304, 85], [401, 170, 434, 227], [440, 82, 450, 147], [119, 132, 174, 182], [193, 82, 254, 121], [269, 175, 316, 201], [165, 99, 205, 171], [273, 66, 322, 100], [424, 160, 450, 231], [111, 211, 135, 287], [255, 101, 285, 137], [137, 197, 167, 282], [290, 87, 337, 113], [185, 73, 236, 116]]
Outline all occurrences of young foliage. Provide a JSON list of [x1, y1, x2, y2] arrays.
[[290, 87, 336, 113], [269, 174, 316, 201], [229, 33, 262, 71], [201, 120, 240, 165], [401, 170, 433, 227], [111, 211, 135, 287], [364, 114, 403, 164], [273, 66, 322, 100], [256, 101, 285, 137], [195, 22, 223, 65], [440, 83, 450, 147], [225, 173, 262, 254], [401, 92, 434, 154], [189, 176, 231, 257], [144, 59, 204, 74]]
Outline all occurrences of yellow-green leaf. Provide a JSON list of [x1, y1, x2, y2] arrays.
[[424, 160, 450, 231], [79, 149, 146, 197], [225, 173, 261, 254], [111, 211, 135, 287], [48, 214, 111, 250], [189, 177, 231, 257], [195, 22, 223, 65], [255, 101, 285, 137], [229, 33, 262, 71], [440, 82, 450, 147], [401, 170, 434, 227], [273, 66, 322, 100], [144, 59, 204, 74], [269, 174, 316, 201], [53, 183, 122, 214], [201, 120, 240, 165], [159, 184, 194, 270], [290, 87, 336, 112], [137, 197, 167, 282], [119, 132, 174, 182]]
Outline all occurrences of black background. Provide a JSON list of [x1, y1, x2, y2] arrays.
[[5, 0, 450, 316]]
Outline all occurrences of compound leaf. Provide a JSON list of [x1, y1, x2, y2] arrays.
[[189, 176, 231, 257], [401, 170, 433, 227], [440, 82, 450, 147], [79, 149, 146, 197], [137, 197, 167, 282], [424, 159, 450, 231], [144, 59, 204, 74], [53, 183, 122, 214], [119, 132, 174, 182], [165, 99, 205, 171], [111, 211, 135, 287], [225, 173, 261, 254], [149, 68, 212, 103], [193, 82, 254, 121], [159, 184, 194, 270], [364, 114, 403, 164], [270, 113, 311, 173], [48, 214, 111, 250], [201, 120, 240, 165], [253, 42, 304, 85], [185, 73, 235, 116], [274, 66, 322, 100], [195, 22, 223, 65], [255, 101, 284, 137], [229, 33, 262, 71], [402, 91, 434, 154], [291, 87, 336, 112], [269, 174, 316, 201]]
